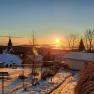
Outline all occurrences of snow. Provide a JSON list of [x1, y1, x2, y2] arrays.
[[0, 68, 73, 94], [52, 70, 71, 84], [63, 52, 94, 62], [60, 73, 79, 94], [12, 70, 72, 94], [0, 54, 22, 65]]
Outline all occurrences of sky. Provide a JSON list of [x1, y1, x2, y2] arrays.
[[0, 0, 94, 45]]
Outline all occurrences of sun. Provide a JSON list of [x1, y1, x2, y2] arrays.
[[55, 38, 60, 43], [54, 38, 61, 47]]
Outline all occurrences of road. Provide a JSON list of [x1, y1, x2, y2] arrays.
[[50, 75, 73, 94]]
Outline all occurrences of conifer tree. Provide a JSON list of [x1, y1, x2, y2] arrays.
[[79, 39, 85, 51]]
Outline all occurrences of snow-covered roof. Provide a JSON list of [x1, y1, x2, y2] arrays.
[[0, 54, 22, 65], [63, 52, 94, 62]]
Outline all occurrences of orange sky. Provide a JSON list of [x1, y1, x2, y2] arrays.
[[0, 36, 66, 47]]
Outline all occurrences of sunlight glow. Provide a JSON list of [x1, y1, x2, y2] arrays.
[[54, 38, 62, 48]]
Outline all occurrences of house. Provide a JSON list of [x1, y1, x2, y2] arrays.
[[61, 52, 94, 70]]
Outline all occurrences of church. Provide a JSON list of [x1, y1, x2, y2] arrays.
[[3, 36, 14, 54], [0, 36, 22, 68]]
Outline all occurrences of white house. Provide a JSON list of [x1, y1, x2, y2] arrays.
[[60, 52, 94, 70]]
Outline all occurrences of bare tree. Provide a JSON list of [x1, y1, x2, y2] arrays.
[[84, 34, 89, 50], [84, 29, 94, 52], [67, 33, 78, 50]]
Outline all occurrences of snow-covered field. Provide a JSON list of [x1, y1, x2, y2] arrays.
[[0, 68, 79, 94], [0, 68, 32, 93], [10, 70, 72, 94]]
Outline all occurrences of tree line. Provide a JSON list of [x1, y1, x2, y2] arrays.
[[66, 29, 94, 52]]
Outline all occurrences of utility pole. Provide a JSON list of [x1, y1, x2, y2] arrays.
[[32, 30, 35, 46], [2, 72, 4, 94], [22, 64, 25, 90], [32, 30, 36, 85]]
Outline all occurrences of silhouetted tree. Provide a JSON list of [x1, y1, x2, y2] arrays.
[[84, 29, 94, 52], [79, 38, 85, 51], [67, 33, 78, 50]]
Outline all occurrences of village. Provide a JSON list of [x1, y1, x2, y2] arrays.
[[0, 0, 94, 94], [0, 33, 93, 94]]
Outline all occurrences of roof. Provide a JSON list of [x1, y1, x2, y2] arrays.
[[0, 54, 22, 65], [63, 52, 94, 62]]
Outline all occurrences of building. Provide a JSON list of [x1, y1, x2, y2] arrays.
[[0, 36, 22, 68], [3, 36, 14, 54], [0, 54, 22, 68], [62, 52, 94, 70]]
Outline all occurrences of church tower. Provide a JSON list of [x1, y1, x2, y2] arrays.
[[7, 36, 12, 51], [3, 36, 14, 54]]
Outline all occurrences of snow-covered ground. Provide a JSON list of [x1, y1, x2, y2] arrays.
[[51, 70, 79, 94], [0, 68, 79, 94], [0, 68, 32, 93], [11, 70, 72, 94]]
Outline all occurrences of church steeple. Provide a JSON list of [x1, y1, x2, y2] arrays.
[[3, 35, 14, 54], [8, 36, 12, 49]]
